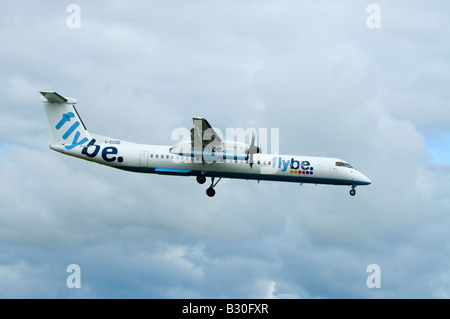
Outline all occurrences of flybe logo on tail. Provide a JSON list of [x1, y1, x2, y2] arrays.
[[56, 112, 89, 150], [272, 157, 314, 175]]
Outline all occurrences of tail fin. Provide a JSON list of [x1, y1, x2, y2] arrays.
[[40, 91, 92, 150]]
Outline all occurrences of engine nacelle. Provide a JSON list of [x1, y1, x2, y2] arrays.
[[169, 140, 256, 163]]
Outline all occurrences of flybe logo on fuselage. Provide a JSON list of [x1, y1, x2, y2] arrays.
[[272, 157, 314, 175], [81, 139, 124, 163]]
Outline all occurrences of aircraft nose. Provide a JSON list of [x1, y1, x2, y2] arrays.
[[356, 171, 371, 185]]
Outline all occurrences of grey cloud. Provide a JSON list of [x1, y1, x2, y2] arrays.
[[0, 0, 449, 298]]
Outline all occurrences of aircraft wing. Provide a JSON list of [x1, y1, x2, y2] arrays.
[[191, 117, 223, 148]]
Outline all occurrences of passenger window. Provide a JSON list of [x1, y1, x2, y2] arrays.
[[150, 154, 153, 158], [156, 154, 158, 158]]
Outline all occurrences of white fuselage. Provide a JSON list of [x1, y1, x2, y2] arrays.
[[39, 91, 371, 197], [50, 134, 372, 187]]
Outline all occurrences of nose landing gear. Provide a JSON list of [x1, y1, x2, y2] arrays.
[[349, 185, 356, 196]]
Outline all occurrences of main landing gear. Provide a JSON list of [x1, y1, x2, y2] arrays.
[[197, 174, 221, 197], [196, 174, 206, 184], [349, 185, 357, 196]]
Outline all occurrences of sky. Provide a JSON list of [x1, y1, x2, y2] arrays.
[[0, 0, 449, 298]]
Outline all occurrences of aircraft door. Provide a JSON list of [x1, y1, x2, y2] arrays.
[[139, 151, 149, 167]]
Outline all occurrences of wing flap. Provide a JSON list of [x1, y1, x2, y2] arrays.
[[191, 117, 223, 147]]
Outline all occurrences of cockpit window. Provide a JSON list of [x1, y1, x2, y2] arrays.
[[336, 161, 353, 169]]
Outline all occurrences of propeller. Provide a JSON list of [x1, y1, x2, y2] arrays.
[[248, 131, 260, 169]]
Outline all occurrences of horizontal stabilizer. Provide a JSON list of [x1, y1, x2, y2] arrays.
[[40, 91, 77, 104]]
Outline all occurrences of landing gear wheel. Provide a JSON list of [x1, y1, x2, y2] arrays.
[[205, 177, 221, 197], [349, 189, 356, 196], [196, 174, 206, 184], [206, 187, 216, 197]]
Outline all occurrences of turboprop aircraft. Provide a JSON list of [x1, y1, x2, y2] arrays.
[[39, 91, 371, 197]]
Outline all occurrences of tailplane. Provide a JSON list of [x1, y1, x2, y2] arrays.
[[40, 91, 91, 150]]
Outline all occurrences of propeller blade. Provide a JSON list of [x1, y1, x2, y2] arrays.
[[248, 131, 256, 169]]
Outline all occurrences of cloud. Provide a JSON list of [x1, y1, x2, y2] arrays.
[[0, 0, 449, 299]]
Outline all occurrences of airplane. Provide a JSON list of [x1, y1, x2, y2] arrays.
[[39, 91, 371, 197]]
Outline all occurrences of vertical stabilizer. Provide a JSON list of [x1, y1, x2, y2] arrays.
[[40, 91, 91, 150]]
